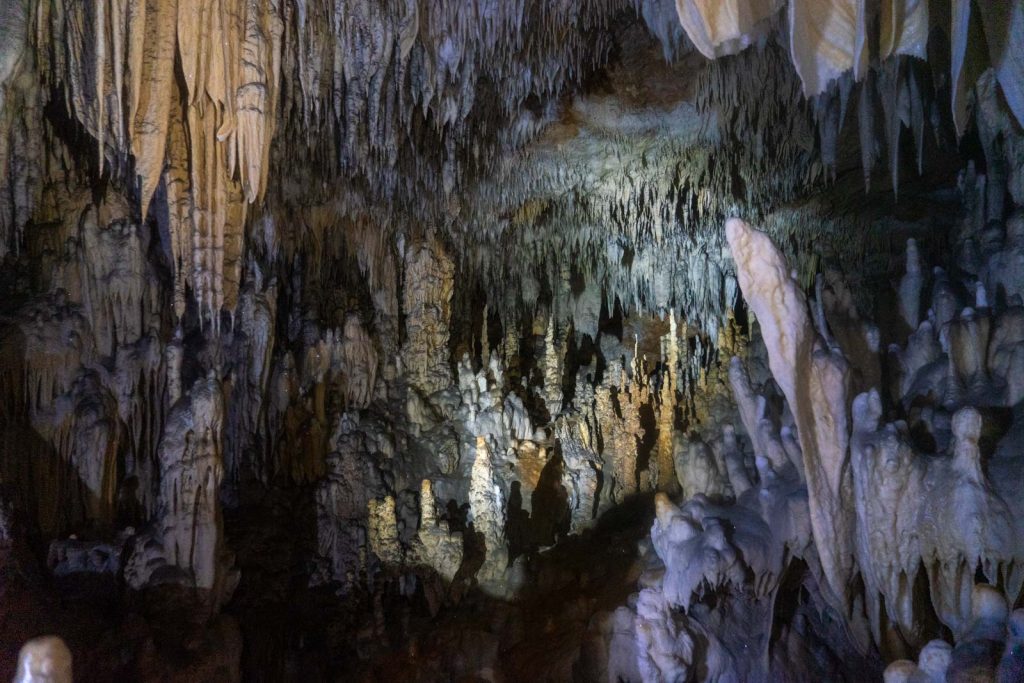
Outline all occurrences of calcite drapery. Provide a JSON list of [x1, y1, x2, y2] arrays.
[[879, 0, 928, 61], [673, 0, 783, 60], [788, 0, 868, 116], [666, 0, 1022, 208]]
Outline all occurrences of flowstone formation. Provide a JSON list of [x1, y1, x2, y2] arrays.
[[0, 0, 1023, 681]]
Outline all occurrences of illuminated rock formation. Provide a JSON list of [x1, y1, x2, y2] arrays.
[[469, 435, 512, 595], [13, 636, 72, 683], [409, 479, 463, 583], [0, 2, 1022, 680], [155, 374, 236, 596], [727, 216, 856, 605], [603, 203, 1024, 679]]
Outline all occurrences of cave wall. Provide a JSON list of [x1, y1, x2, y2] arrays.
[[1, 1, 1023, 681]]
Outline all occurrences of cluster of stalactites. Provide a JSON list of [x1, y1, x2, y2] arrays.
[[459, 37, 825, 344], [20, 0, 643, 327], [674, 0, 1023, 197], [673, 0, 1020, 118], [32, 0, 283, 326], [278, 0, 627, 197]]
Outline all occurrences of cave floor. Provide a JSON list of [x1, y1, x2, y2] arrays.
[[225, 490, 655, 682]]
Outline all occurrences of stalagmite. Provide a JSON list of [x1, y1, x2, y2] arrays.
[[157, 374, 233, 594], [729, 356, 792, 472], [312, 412, 386, 590], [634, 587, 695, 681], [469, 435, 511, 595], [899, 238, 924, 331], [409, 479, 463, 582], [13, 636, 72, 683], [850, 388, 925, 641], [556, 419, 600, 533], [367, 495, 402, 567], [595, 360, 645, 509], [654, 311, 679, 492], [543, 314, 565, 418]]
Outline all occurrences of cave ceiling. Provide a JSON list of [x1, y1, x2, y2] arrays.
[[2, 0, 1021, 336]]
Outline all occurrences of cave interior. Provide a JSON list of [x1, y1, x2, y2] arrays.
[[1, 0, 1024, 681]]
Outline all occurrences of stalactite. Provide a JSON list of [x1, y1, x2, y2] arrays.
[[223, 275, 277, 483], [164, 91, 193, 320], [27, 0, 283, 322], [113, 337, 166, 517], [479, 304, 489, 368], [878, 58, 906, 199], [131, 0, 178, 218], [726, 217, 855, 609], [5, 0, 1019, 339], [74, 203, 160, 357]]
